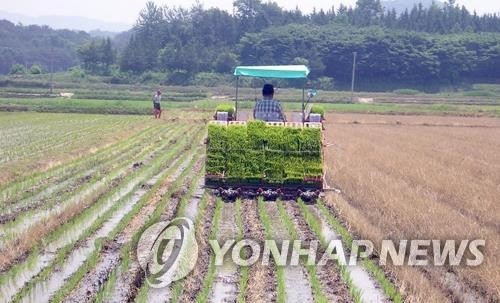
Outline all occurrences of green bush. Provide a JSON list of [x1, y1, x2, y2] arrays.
[[29, 64, 43, 74], [313, 77, 334, 90], [215, 104, 236, 116], [69, 66, 87, 80], [393, 88, 421, 95], [310, 104, 325, 118], [207, 121, 322, 184], [9, 63, 27, 75]]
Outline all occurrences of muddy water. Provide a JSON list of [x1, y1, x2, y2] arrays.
[[0, 253, 55, 302], [64, 242, 120, 303], [210, 202, 239, 303], [266, 202, 314, 303], [182, 178, 205, 221], [19, 149, 193, 303], [307, 205, 387, 303]]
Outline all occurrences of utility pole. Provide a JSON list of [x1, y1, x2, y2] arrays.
[[350, 51, 357, 103], [49, 46, 54, 95]]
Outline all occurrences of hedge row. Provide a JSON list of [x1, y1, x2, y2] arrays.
[[207, 120, 322, 184]]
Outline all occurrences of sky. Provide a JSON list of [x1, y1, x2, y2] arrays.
[[1, 0, 499, 24]]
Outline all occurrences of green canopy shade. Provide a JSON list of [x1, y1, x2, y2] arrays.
[[234, 65, 310, 79]]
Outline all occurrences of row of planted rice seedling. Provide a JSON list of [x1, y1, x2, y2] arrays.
[[191, 198, 223, 303], [120, 148, 205, 302], [50, 139, 206, 303], [0, 123, 159, 207], [316, 200, 402, 302], [0, 124, 196, 302], [0, 124, 185, 245], [0, 113, 149, 182], [257, 198, 286, 303], [21, 130, 200, 302], [0, 115, 134, 163], [207, 120, 323, 186], [0, 123, 171, 226], [295, 199, 361, 302], [92, 138, 205, 302], [139, 157, 207, 302]]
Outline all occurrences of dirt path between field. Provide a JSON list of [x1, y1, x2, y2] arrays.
[[283, 202, 353, 303], [306, 203, 387, 303], [209, 202, 239, 302], [243, 200, 277, 302], [266, 201, 314, 303]]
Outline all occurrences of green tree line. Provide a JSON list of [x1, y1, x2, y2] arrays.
[[116, 0, 499, 88], [1, 0, 499, 90], [0, 20, 90, 74]]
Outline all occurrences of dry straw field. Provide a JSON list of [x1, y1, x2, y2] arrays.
[[324, 113, 500, 302]]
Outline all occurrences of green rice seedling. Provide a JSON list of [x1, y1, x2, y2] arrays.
[[101, 142, 202, 303], [276, 200, 330, 302], [310, 104, 325, 118], [215, 104, 236, 116], [130, 145, 206, 302], [206, 121, 322, 185]]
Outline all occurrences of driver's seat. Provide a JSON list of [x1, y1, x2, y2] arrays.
[[254, 111, 285, 122]]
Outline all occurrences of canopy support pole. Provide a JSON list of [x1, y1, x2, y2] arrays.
[[302, 82, 305, 123], [235, 76, 239, 121]]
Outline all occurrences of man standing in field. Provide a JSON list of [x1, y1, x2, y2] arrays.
[[153, 90, 162, 119], [254, 83, 286, 122]]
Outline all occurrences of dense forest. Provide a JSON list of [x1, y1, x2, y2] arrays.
[[1, 0, 499, 90], [0, 20, 90, 74], [117, 0, 500, 89]]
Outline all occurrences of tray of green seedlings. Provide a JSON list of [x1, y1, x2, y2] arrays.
[[206, 120, 322, 187], [214, 104, 236, 120], [310, 104, 325, 119]]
